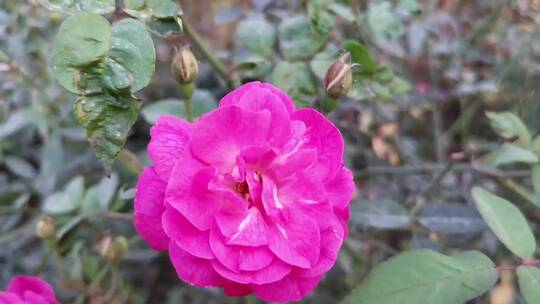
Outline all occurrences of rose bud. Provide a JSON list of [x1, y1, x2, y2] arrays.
[[98, 236, 129, 262], [35, 215, 57, 240], [324, 52, 353, 98], [171, 46, 199, 85]]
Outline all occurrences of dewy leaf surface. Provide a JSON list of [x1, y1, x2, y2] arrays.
[[343, 249, 498, 304]]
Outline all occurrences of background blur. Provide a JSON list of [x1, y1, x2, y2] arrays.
[[1, 0, 538, 303]]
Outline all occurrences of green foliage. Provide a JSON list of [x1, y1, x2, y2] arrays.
[[486, 111, 531, 145], [517, 266, 540, 304], [271, 61, 317, 107], [278, 15, 328, 61], [343, 250, 497, 304], [38, 0, 115, 14], [472, 187, 536, 258], [365, 1, 405, 39], [480, 143, 539, 167], [236, 18, 276, 57], [51, 13, 154, 167], [124, 0, 182, 37]]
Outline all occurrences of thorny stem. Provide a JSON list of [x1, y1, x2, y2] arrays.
[[182, 18, 241, 89]]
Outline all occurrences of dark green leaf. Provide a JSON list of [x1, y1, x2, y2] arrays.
[[342, 40, 377, 75], [73, 93, 141, 168], [51, 13, 111, 94], [307, 0, 336, 37], [343, 250, 497, 304], [124, 0, 182, 37], [236, 18, 277, 57], [38, 0, 114, 14], [271, 61, 317, 107], [109, 18, 156, 92], [279, 15, 327, 61], [471, 187, 536, 258], [517, 265, 540, 304]]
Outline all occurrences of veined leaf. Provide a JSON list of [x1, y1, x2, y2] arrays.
[[472, 187, 536, 258], [517, 265, 540, 304], [342, 249, 497, 304]]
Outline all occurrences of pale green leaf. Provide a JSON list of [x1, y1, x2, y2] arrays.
[[471, 187, 536, 258], [480, 143, 538, 167], [236, 18, 277, 57], [365, 1, 405, 40], [279, 15, 327, 61], [532, 165, 540, 207], [271, 61, 317, 107], [517, 265, 540, 304], [486, 111, 531, 145], [343, 249, 497, 304], [38, 0, 114, 14]]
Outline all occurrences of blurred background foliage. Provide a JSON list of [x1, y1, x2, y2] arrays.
[[2, 0, 540, 303]]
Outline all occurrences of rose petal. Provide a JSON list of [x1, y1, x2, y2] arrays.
[[190, 105, 272, 172], [168, 242, 228, 288], [6, 276, 56, 301], [220, 81, 295, 114], [209, 224, 273, 272], [325, 167, 354, 210], [223, 283, 252, 297], [268, 208, 321, 268], [0, 292, 22, 303], [134, 167, 169, 251], [148, 115, 192, 181], [250, 274, 322, 302], [211, 256, 291, 285], [291, 109, 344, 181], [215, 207, 269, 247], [162, 208, 213, 259]]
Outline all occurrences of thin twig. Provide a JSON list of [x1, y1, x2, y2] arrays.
[[356, 163, 529, 178], [182, 18, 241, 89]]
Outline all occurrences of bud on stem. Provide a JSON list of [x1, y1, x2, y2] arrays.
[[99, 236, 129, 262], [171, 46, 199, 85], [324, 52, 353, 99], [36, 215, 57, 240]]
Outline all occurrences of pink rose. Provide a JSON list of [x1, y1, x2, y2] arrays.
[[0, 276, 59, 304], [134, 82, 354, 302]]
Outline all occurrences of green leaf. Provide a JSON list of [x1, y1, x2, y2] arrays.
[[38, 0, 114, 14], [365, 1, 405, 40], [328, 3, 356, 22], [471, 187, 536, 258], [480, 143, 538, 167], [342, 40, 377, 75], [43, 176, 85, 214], [532, 165, 540, 206], [124, 0, 182, 36], [236, 18, 277, 57], [517, 265, 540, 304], [73, 93, 141, 168], [279, 15, 327, 61], [531, 135, 540, 156], [307, 0, 336, 37], [486, 111, 531, 145], [51, 13, 111, 94], [109, 18, 156, 92], [343, 249, 497, 304], [271, 62, 317, 107]]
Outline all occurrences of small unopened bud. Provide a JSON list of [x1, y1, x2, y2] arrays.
[[99, 236, 128, 262], [35, 215, 57, 240], [324, 52, 353, 98], [171, 46, 199, 84]]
